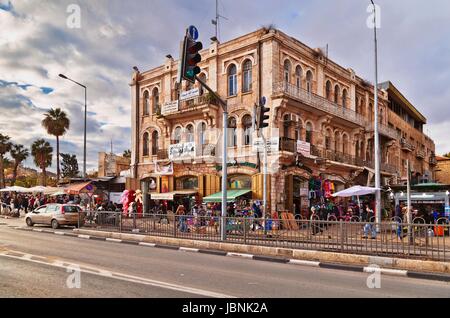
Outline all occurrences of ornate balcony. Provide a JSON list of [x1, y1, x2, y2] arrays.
[[400, 138, 415, 152], [429, 155, 437, 166], [279, 137, 296, 153], [416, 150, 426, 160], [273, 81, 367, 127], [367, 123, 400, 140]]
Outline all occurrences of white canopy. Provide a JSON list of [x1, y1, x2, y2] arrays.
[[0, 186, 29, 193], [28, 186, 48, 193], [332, 185, 380, 197]]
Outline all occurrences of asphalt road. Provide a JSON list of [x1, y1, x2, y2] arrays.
[[0, 220, 449, 298]]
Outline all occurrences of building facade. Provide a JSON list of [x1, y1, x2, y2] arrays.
[[98, 152, 131, 178], [435, 156, 450, 184], [130, 28, 436, 215]]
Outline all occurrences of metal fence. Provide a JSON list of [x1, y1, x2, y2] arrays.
[[80, 212, 450, 262]]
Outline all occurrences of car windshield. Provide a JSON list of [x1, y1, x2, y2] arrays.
[[64, 206, 81, 213]]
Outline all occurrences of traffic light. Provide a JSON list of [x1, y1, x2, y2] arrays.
[[257, 104, 270, 129], [181, 35, 203, 83]]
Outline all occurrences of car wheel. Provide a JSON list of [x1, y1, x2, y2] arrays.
[[51, 219, 59, 229], [26, 218, 34, 227]]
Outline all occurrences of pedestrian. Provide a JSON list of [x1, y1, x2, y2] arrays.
[[362, 205, 376, 239], [310, 207, 321, 235]]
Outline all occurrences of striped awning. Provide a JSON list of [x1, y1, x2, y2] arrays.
[[203, 189, 252, 203]]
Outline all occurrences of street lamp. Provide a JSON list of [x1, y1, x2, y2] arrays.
[[59, 73, 87, 179], [370, 0, 381, 228]]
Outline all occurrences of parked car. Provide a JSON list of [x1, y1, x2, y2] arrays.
[[25, 204, 86, 229]]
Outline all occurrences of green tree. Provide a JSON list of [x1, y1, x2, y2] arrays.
[[0, 134, 12, 188], [60, 153, 80, 179], [123, 149, 131, 158], [444, 152, 450, 159], [42, 108, 70, 183], [31, 139, 53, 186], [10, 144, 29, 186]]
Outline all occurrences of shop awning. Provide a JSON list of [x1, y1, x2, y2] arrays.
[[64, 181, 94, 195], [203, 189, 252, 203], [150, 190, 197, 201]]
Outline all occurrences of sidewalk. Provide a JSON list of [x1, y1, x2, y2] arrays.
[[72, 227, 450, 276]]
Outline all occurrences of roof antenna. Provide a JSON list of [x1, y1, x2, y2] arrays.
[[212, 0, 228, 41]]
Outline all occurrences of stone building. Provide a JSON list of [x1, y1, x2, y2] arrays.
[[436, 156, 450, 185], [98, 152, 131, 178], [129, 27, 436, 215]]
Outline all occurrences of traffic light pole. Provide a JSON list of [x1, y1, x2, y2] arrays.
[[194, 75, 228, 241], [260, 130, 268, 232]]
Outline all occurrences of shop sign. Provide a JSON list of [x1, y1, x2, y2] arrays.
[[154, 162, 174, 175], [109, 192, 123, 204], [169, 142, 196, 160], [161, 100, 179, 115], [252, 137, 279, 154], [179, 88, 200, 102], [297, 140, 311, 156]]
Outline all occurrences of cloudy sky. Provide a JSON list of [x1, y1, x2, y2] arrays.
[[1, 0, 449, 173]]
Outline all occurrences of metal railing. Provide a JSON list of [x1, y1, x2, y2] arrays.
[[416, 150, 426, 159], [279, 137, 296, 153], [429, 155, 437, 165], [367, 123, 400, 140], [80, 212, 450, 262], [179, 95, 219, 111], [400, 138, 416, 152], [273, 81, 367, 127], [196, 144, 216, 157]]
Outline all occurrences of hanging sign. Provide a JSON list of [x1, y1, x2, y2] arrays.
[[161, 100, 179, 115], [168, 142, 196, 160]]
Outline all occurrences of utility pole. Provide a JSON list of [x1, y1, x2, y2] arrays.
[[406, 159, 412, 243], [370, 0, 381, 229]]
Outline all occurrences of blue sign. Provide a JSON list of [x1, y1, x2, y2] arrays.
[[260, 96, 266, 106], [188, 25, 199, 40], [445, 206, 450, 217]]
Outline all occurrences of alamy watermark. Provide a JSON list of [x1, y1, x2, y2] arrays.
[[66, 264, 81, 289], [66, 4, 81, 29], [366, 265, 381, 289], [366, 4, 381, 29]]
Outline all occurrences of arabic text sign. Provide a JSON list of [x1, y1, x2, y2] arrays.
[[252, 137, 279, 154], [297, 140, 311, 156], [161, 100, 179, 115], [169, 142, 196, 160], [179, 88, 200, 102]]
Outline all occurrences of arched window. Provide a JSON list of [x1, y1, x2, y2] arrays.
[[295, 66, 302, 89], [228, 117, 237, 147], [325, 130, 332, 150], [228, 64, 237, 96], [173, 127, 182, 144], [342, 134, 349, 154], [186, 124, 194, 143], [356, 97, 360, 114], [306, 71, 313, 93], [152, 88, 159, 114], [342, 89, 348, 108], [305, 123, 313, 143], [325, 81, 332, 100], [242, 60, 252, 93], [283, 114, 291, 138], [143, 132, 149, 156], [355, 140, 360, 158], [143, 91, 149, 116], [242, 115, 253, 146], [198, 122, 207, 145], [334, 131, 340, 152], [334, 85, 340, 104], [368, 103, 374, 122], [284, 60, 291, 84], [151, 131, 158, 155], [379, 107, 384, 124]]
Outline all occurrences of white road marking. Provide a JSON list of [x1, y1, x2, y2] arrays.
[[54, 232, 65, 236], [0, 250, 235, 298], [78, 234, 90, 239], [33, 229, 43, 232], [288, 259, 321, 267]]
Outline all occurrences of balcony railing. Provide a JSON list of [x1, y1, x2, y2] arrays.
[[367, 123, 400, 140], [400, 138, 415, 152], [273, 81, 367, 127], [416, 150, 426, 160], [429, 155, 437, 165], [279, 137, 296, 153], [310, 145, 397, 174], [157, 149, 169, 160], [179, 94, 219, 111], [196, 144, 216, 157]]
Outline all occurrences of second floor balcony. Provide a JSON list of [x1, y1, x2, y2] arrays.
[[400, 138, 416, 152], [367, 123, 400, 140], [429, 155, 437, 166], [273, 81, 367, 128], [416, 149, 426, 160]]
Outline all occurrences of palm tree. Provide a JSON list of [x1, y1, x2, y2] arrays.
[[10, 144, 29, 186], [31, 139, 53, 186], [0, 134, 12, 188], [123, 149, 131, 158], [42, 108, 70, 183]]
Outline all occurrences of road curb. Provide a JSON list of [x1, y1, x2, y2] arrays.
[[11, 226, 450, 283]]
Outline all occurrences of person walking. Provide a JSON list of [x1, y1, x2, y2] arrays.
[[362, 205, 377, 239], [395, 203, 404, 239]]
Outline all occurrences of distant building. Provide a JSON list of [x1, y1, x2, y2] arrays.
[[435, 156, 450, 184], [98, 152, 131, 178]]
